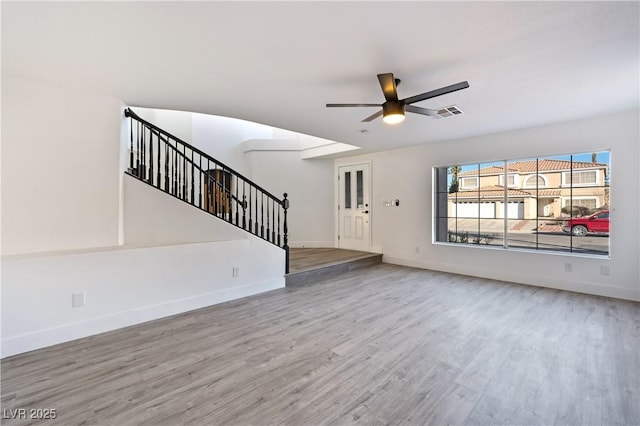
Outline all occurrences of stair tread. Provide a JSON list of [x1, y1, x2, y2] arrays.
[[286, 253, 381, 275], [285, 249, 382, 287]]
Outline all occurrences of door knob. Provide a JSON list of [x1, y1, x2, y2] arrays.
[[362, 210, 369, 214]]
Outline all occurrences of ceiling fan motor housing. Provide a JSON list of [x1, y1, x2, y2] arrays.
[[382, 101, 405, 116]]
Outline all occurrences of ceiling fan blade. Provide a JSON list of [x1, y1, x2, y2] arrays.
[[361, 110, 383, 122], [326, 103, 380, 107], [377, 73, 399, 102], [403, 81, 469, 105], [405, 105, 439, 117]]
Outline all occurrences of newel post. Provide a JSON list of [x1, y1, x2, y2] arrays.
[[282, 193, 290, 274]]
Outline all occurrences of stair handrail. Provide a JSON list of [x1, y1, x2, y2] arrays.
[[147, 128, 246, 207], [125, 108, 283, 203]]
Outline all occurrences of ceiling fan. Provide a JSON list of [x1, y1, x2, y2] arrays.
[[326, 73, 469, 124]]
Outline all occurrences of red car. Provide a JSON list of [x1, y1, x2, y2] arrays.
[[562, 210, 609, 236]]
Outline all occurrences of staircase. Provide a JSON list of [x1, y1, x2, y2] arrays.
[[124, 108, 290, 272]]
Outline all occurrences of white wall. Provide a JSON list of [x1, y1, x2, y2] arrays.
[[1, 73, 122, 256], [336, 109, 640, 301], [248, 150, 335, 247], [123, 174, 248, 246], [1, 237, 284, 358], [190, 112, 287, 178], [134, 107, 193, 143]]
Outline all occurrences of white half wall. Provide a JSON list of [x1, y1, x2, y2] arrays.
[[1, 237, 285, 358], [1, 73, 122, 256], [2, 156, 287, 358], [335, 109, 640, 301]]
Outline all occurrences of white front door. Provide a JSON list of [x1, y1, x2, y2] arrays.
[[338, 163, 371, 251]]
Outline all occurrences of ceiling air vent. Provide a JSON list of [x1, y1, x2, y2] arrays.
[[435, 105, 463, 119]]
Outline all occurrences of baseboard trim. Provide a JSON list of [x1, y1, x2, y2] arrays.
[[289, 241, 335, 248], [382, 255, 640, 302], [1, 278, 284, 359]]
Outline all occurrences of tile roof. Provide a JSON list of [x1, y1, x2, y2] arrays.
[[537, 189, 562, 197], [458, 159, 607, 177], [458, 166, 516, 177], [449, 188, 563, 199]]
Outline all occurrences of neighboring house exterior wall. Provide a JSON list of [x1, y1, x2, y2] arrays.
[[449, 160, 608, 220]]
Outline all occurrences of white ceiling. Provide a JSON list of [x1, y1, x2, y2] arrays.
[[3, 1, 639, 155]]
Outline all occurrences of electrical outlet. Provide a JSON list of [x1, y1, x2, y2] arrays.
[[232, 267, 240, 278], [601, 265, 610, 276], [564, 262, 573, 272], [72, 292, 85, 307]]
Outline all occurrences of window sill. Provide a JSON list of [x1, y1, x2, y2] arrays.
[[432, 240, 611, 259]]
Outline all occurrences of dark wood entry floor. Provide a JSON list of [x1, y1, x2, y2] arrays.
[[286, 248, 382, 286], [288, 248, 380, 273]]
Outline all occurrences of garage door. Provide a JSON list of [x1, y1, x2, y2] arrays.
[[454, 202, 495, 218], [500, 201, 524, 219]]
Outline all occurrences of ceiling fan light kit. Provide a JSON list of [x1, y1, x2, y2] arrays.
[[327, 73, 469, 125], [382, 102, 406, 124]]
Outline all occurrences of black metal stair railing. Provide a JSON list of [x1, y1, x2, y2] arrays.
[[124, 108, 290, 273]]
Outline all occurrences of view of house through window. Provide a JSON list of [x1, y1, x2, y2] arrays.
[[434, 151, 610, 256]]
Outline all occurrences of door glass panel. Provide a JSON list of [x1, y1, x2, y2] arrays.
[[356, 170, 363, 208], [344, 172, 351, 209]]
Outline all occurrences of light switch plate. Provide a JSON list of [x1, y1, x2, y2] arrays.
[[72, 292, 85, 307]]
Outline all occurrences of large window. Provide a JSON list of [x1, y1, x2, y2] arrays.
[[562, 170, 598, 186], [523, 175, 546, 188], [460, 177, 478, 189], [435, 151, 610, 256], [498, 174, 518, 187]]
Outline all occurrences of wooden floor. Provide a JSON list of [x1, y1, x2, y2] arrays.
[[286, 248, 382, 286], [288, 248, 380, 273], [2, 264, 639, 425]]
